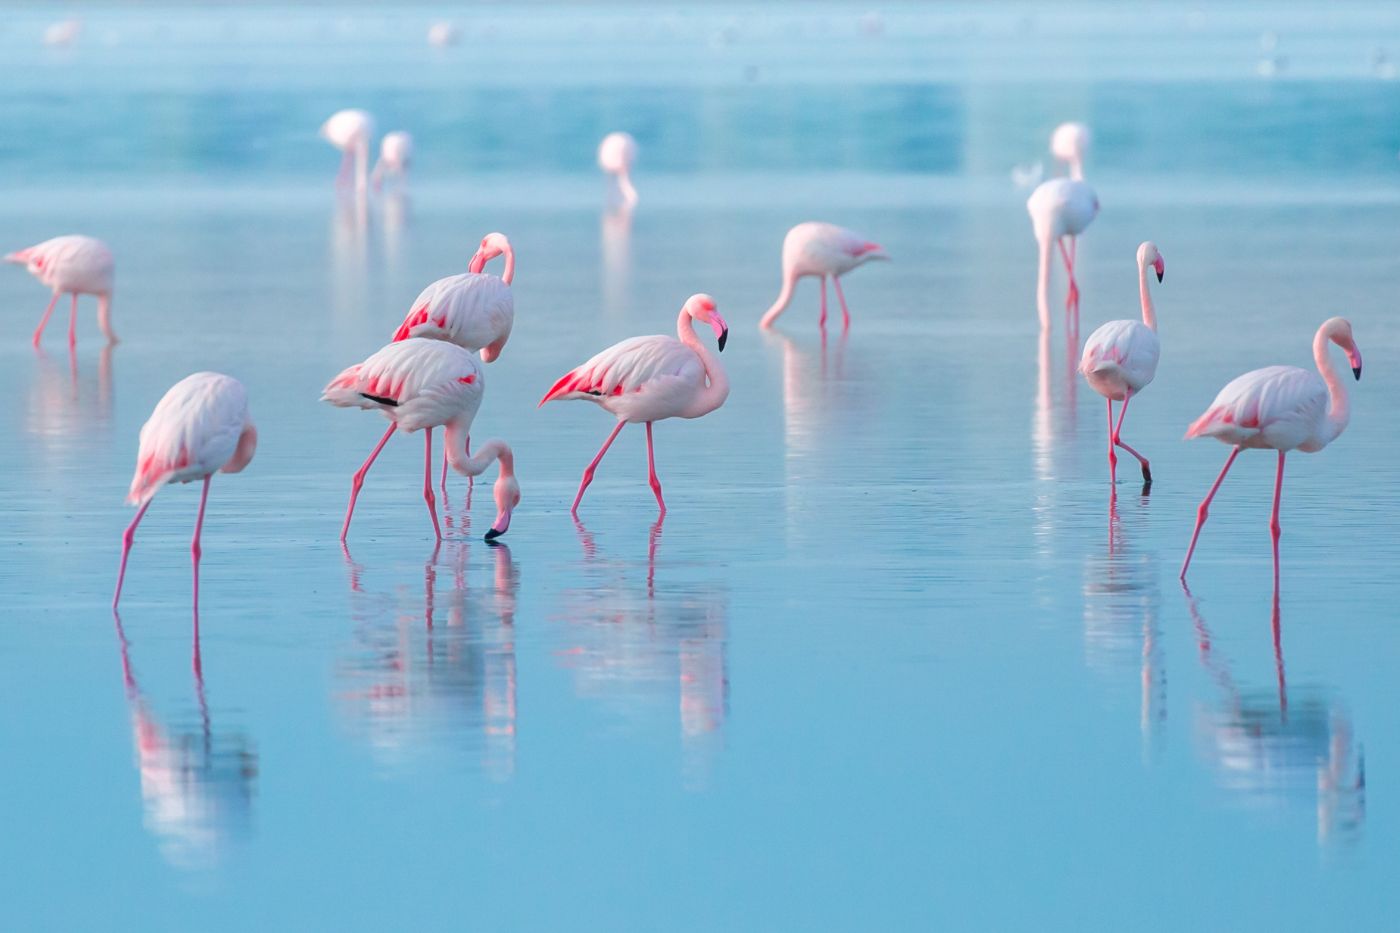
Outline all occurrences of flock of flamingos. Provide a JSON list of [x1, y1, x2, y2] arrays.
[[4, 113, 1362, 610]]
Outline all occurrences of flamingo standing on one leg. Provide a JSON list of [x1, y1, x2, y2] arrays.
[[540, 294, 728, 516], [323, 338, 520, 542], [1081, 241, 1165, 490], [114, 373, 258, 610], [759, 222, 888, 331], [371, 131, 413, 190], [1051, 121, 1091, 180], [1179, 317, 1363, 581], [1027, 177, 1098, 330], [393, 232, 516, 490], [6, 235, 116, 346], [320, 109, 376, 192], [598, 132, 638, 206]]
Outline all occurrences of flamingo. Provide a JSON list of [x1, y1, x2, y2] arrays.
[[393, 232, 516, 490], [323, 338, 519, 542], [759, 222, 888, 331], [1179, 317, 1363, 580], [114, 373, 258, 610], [1080, 241, 1165, 488], [540, 294, 728, 515], [6, 234, 116, 347], [598, 132, 638, 206], [427, 21, 461, 47], [320, 109, 375, 192], [371, 131, 413, 190], [1051, 121, 1091, 180], [1027, 177, 1098, 330]]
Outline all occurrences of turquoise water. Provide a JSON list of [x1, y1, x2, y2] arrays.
[[3, 4, 1400, 930]]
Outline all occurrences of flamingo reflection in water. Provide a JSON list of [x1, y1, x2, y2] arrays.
[[339, 537, 518, 780], [600, 198, 633, 316], [563, 518, 728, 786], [27, 344, 114, 441], [111, 612, 257, 869], [1184, 585, 1365, 844]]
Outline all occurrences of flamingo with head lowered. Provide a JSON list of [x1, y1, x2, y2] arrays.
[[320, 109, 375, 192], [540, 294, 728, 516], [114, 373, 258, 610], [759, 222, 887, 331], [372, 131, 413, 190], [1179, 317, 1363, 581], [1080, 241, 1165, 489], [6, 234, 116, 346], [323, 338, 519, 542], [393, 232, 516, 490]]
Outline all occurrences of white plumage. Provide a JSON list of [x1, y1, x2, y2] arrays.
[[760, 222, 888, 329], [1187, 366, 1332, 452], [1050, 121, 1091, 179], [372, 131, 413, 188], [322, 338, 484, 433], [1026, 179, 1098, 240], [393, 273, 513, 353], [542, 335, 714, 423], [128, 373, 256, 506], [7, 234, 113, 295], [1082, 319, 1160, 399]]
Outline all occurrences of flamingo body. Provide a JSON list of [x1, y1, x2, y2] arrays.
[[760, 222, 887, 330], [393, 273, 513, 357], [542, 294, 729, 515], [1027, 179, 1098, 240], [1082, 320, 1159, 401], [320, 109, 375, 190], [7, 234, 112, 295], [372, 131, 413, 188], [598, 132, 638, 204], [114, 373, 257, 608]]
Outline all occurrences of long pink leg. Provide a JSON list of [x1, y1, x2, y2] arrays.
[[1180, 447, 1242, 579], [336, 149, 352, 187], [1106, 399, 1118, 488], [818, 275, 828, 329], [645, 421, 666, 514], [113, 500, 153, 608], [1057, 238, 1079, 315], [1112, 394, 1152, 483], [423, 428, 442, 540], [31, 292, 60, 347], [191, 476, 211, 615], [572, 421, 626, 515], [67, 294, 79, 348], [341, 424, 397, 541], [832, 276, 852, 331], [1270, 451, 1286, 586]]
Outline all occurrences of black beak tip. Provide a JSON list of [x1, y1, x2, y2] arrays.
[[484, 527, 504, 542], [1353, 366, 1362, 381], [718, 328, 728, 352], [1156, 270, 1164, 283]]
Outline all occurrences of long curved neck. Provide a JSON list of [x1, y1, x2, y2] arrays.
[[1069, 157, 1084, 181], [1138, 262, 1157, 331], [500, 246, 514, 285], [760, 270, 797, 329], [1313, 325, 1350, 443], [445, 421, 515, 479], [1035, 232, 1052, 330], [617, 170, 637, 206], [677, 311, 728, 417]]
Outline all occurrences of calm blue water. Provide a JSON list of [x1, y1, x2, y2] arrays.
[[3, 3, 1400, 930]]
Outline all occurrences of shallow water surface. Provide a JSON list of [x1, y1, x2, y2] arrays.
[[2, 3, 1400, 930]]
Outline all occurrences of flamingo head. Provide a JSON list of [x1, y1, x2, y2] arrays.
[[1325, 317, 1362, 380], [597, 131, 637, 175], [683, 294, 728, 352], [469, 232, 512, 275], [485, 474, 521, 542], [1137, 241, 1165, 282], [1051, 121, 1090, 176]]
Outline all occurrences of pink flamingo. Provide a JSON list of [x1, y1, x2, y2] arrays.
[[320, 109, 375, 192], [393, 232, 515, 489], [759, 222, 888, 331], [540, 294, 728, 515], [1080, 241, 1164, 488], [1027, 178, 1098, 330], [371, 130, 413, 190], [598, 131, 638, 206], [323, 337, 519, 542], [1180, 317, 1362, 580], [1051, 121, 1091, 180], [114, 373, 258, 610], [6, 234, 116, 347]]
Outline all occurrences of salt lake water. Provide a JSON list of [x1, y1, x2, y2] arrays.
[[2, 3, 1400, 929]]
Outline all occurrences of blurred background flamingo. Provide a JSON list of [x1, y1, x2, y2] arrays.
[[759, 222, 887, 331], [6, 234, 116, 346], [320, 108, 376, 192]]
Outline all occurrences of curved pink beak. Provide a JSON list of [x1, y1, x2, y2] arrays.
[[1153, 256, 1165, 282], [709, 313, 729, 351], [1347, 347, 1363, 380], [485, 507, 513, 541]]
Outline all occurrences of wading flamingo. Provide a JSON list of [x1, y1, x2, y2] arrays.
[[759, 222, 888, 331], [323, 338, 519, 542], [1027, 177, 1098, 329], [114, 373, 258, 610], [1081, 241, 1165, 488], [598, 132, 638, 206], [371, 131, 413, 190], [320, 109, 375, 192], [6, 234, 115, 346], [1179, 317, 1362, 580], [540, 294, 728, 515], [393, 232, 516, 490], [1051, 121, 1090, 180]]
